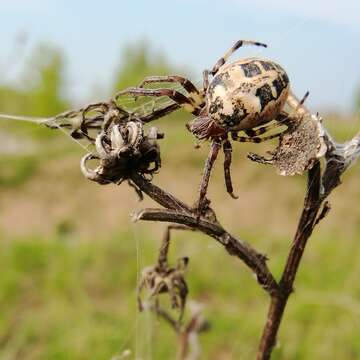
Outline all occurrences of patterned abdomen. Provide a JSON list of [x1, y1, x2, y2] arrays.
[[207, 58, 290, 131]]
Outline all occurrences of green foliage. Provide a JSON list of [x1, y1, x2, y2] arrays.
[[113, 40, 175, 91], [0, 43, 69, 140], [112, 41, 190, 124], [22, 44, 69, 117]]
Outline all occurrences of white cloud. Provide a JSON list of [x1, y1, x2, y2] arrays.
[[235, 0, 360, 30]]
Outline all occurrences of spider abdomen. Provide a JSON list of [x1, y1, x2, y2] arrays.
[[207, 57, 290, 131]]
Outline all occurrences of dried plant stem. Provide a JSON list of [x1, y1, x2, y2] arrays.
[[131, 129, 360, 359], [150, 303, 209, 360], [257, 131, 360, 358], [257, 162, 323, 359], [131, 174, 279, 295]]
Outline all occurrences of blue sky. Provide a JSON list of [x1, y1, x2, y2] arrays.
[[0, 0, 359, 113]]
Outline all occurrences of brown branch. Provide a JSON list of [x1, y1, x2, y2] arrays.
[[134, 207, 279, 295], [131, 172, 192, 212], [257, 129, 360, 359], [257, 162, 322, 359]]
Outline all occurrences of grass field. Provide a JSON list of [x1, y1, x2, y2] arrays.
[[1, 114, 360, 359]]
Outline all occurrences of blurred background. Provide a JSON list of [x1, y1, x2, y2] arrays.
[[0, 1, 360, 359]]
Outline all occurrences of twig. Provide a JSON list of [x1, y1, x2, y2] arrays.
[[150, 302, 209, 360], [256, 129, 360, 359], [133, 206, 278, 294], [131, 172, 192, 212], [257, 162, 322, 359]]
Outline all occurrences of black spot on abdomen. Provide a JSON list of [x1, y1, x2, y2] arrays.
[[279, 71, 289, 85], [255, 84, 275, 111], [240, 62, 262, 77], [209, 96, 224, 116], [259, 61, 276, 72], [272, 77, 287, 98]]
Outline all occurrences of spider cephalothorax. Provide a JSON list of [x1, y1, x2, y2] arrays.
[[114, 40, 299, 212], [81, 120, 162, 185]]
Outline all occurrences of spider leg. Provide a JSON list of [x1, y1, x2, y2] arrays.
[[138, 75, 204, 108], [82, 102, 110, 117], [197, 140, 221, 217], [231, 131, 282, 143], [202, 69, 210, 92], [286, 90, 310, 117], [113, 87, 202, 116], [223, 140, 239, 199], [211, 39, 267, 75], [243, 120, 287, 137]]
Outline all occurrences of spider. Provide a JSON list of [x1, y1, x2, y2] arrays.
[[80, 119, 163, 185], [113, 39, 301, 214], [137, 225, 189, 322]]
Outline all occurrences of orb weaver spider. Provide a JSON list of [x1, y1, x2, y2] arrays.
[[113, 40, 303, 214]]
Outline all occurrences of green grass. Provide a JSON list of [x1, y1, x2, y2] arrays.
[[0, 155, 39, 188], [1, 228, 360, 359]]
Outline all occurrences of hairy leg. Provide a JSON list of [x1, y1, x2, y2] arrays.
[[223, 140, 239, 199], [243, 120, 287, 137], [202, 69, 210, 93], [211, 39, 267, 75], [197, 140, 221, 216], [138, 75, 204, 108], [231, 131, 282, 143], [113, 87, 202, 116]]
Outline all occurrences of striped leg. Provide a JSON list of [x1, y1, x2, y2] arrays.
[[202, 69, 210, 92], [231, 131, 282, 143], [138, 75, 204, 108], [197, 141, 221, 217], [113, 87, 202, 116], [211, 39, 267, 75], [223, 140, 238, 199], [286, 90, 310, 117], [243, 120, 286, 137]]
